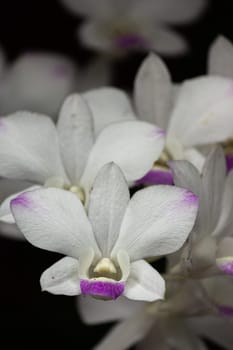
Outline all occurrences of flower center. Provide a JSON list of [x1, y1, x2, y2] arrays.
[[80, 257, 125, 300], [44, 177, 85, 204]]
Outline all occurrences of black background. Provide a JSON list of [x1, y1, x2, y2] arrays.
[[0, 0, 232, 349]]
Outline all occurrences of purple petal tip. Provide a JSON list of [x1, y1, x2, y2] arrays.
[[11, 193, 32, 209], [183, 190, 198, 206], [218, 260, 233, 275], [80, 279, 125, 300], [136, 168, 174, 186]]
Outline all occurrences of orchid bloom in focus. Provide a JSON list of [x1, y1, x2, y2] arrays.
[[11, 162, 198, 301], [0, 88, 164, 238], [134, 53, 233, 185], [61, 0, 207, 57]]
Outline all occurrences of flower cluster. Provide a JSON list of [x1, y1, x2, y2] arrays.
[[1, 1, 233, 349]]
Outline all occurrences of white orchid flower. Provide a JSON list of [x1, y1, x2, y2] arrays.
[[11, 162, 198, 301], [0, 88, 165, 238], [170, 147, 233, 278], [79, 278, 233, 350], [61, 0, 207, 56], [134, 53, 233, 185]]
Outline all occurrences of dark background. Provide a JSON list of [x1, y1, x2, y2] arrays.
[[0, 0, 232, 349]]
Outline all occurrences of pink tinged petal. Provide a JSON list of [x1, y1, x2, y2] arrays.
[[225, 154, 233, 173], [57, 94, 94, 184], [0, 112, 66, 183], [124, 260, 165, 302], [167, 76, 233, 147], [114, 34, 148, 50], [78, 296, 143, 325], [83, 87, 135, 136], [134, 53, 173, 129], [216, 258, 233, 276], [0, 53, 77, 116], [208, 36, 233, 78], [80, 279, 125, 300], [11, 188, 100, 259], [135, 168, 173, 186], [80, 121, 165, 191], [0, 185, 41, 224], [112, 185, 198, 261], [88, 163, 130, 257], [40, 257, 81, 296]]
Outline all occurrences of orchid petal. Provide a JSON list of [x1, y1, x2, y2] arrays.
[[94, 312, 154, 350], [0, 112, 66, 183], [202, 147, 226, 233], [0, 222, 24, 240], [88, 163, 129, 256], [170, 160, 206, 235], [167, 76, 233, 147], [0, 53, 77, 116], [57, 94, 94, 183], [83, 87, 135, 136], [81, 121, 165, 191], [112, 185, 198, 261], [183, 148, 205, 172], [40, 257, 80, 296], [61, 0, 116, 18], [208, 36, 233, 78], [131, 0, 208, 25], [190, 316, 233, 350], [213, 170, 233, 237], [78, 296, 143, 324], [0, 185, 41, 224], [216, 238, 233, 276], [145, 26, 188, 56], [11, 188, 100, 259], [79, 20, 115, 54], [135, 168, 173, 186], [124, 260, 165, 302], [134, 53, 172, 129]]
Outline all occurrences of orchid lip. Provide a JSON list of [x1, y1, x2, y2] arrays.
[[80, 279, 125, 300]]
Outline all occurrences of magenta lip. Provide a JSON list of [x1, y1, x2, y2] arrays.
[[80, 279, 125, 300]]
